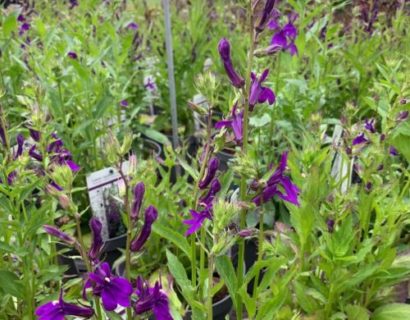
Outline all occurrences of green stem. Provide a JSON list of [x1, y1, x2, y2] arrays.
[[236, 2, 255, 319], [207, 254, 214, 320], [252, 210, 265, 299]]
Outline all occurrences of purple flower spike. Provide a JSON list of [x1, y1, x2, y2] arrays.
[[364, 119, 376, 133], [88, 217, 103, 262], [215, 103, 243, 143], [130, 205, 158, 252], [390, 146, 399, 156], [84, 262, 133, 311], [135, 277, 173, 320], [67, 51, 78, 59], [127, 22, 139, 30], [36, 290, 94, 320], [249, 69, 276, 110], [131, 182, 145, 221], [253, 151, 300, 206], [198, 157, 219, 189], [199, 179, 221, 208], [352, 133, 368, 146], [183, 209, 212, 236], [256, 0, 276, 32], [120, 99, 129, 108], [43, 225, 76, 246], [218, 38, 245, 88]]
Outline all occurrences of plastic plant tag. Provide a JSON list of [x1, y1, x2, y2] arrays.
[[86, 162, 129, 241]]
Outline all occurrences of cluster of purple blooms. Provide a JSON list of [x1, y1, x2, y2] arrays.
[[17, 14, 30, 36], [352, 111, 408, 156], [183, 157, 221, 236], [38, 181, 172, 319]]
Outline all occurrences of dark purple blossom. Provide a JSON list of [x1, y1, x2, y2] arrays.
[[19, 23, 30, 36], [255, 0, 276, 33], [69, 0, 79, 9], [131, 182, 145, 221], [84, 262, 133, 311], [29, 128, 41, 142], [135, 277, 172, 320], [249, 69, 275, 110], [67, 51, 78, 59], [199, 179, 221, 208], [29, 145, 43, 161], [130, 205, 158, 252], [390, 146, 399, 156], [365, 182, 373, 192], [218, 38, 245, 89], [17, 15, 25, 23], [7, 171, 17, 185], [36, 290, 94, 320], [120, 99, 128, 108], [183, 209, 212, 236], [327, 219, 335, 233], [352, 133, 368, 146], [44, 225, 77, 246], [215, 103, 243, 143], [88, 218, 103, 262], [127, 22, 139, 30], [14, 134, 25, 159], [267, 12, 298, 56], [0, 122, 6, 147], [198, 157, 219, 189], [253, 152, 300, 206], [144, 76, 157, 92], [397, 111, 409, 122], [364, 119, 376, 133]]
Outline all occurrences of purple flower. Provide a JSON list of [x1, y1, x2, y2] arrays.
[[44, 225, 77, 246], [255, 0, 276, 32], [7, 171, 17, 185], [0, 122, 6, 147], [29, 128, 41, 142], [249, 69, 276, 110], [215, 103, 243, 143], [88, 218, 103, 262], [352, 133, 368, 146], [198, 157, 219, 189], [397, 111, 409, 122], [19, 23, 30, 36], [127, 22, 139, 30], [84, 262, 133, 311], [17, 15, 26, 23], [183, 209, 212, 236], [14, 134, 25, 159], [327, 219, 335, 233], [36, 290, 94, 320], [364, 119, 376, 133], [390, 146, 399, 156], [218, 38, 245, 88], [120, 99, 129, 108], [131, 182, 145, 221], [29, 145, 43, 161], [130, 205, 158, 252], [253, 152, 300, 206], [69, 0, 79, 9], [144, 76, 157, 92], [67, 51, 78, 59], [267, 13, 298, 56], [135, 277, 173, 320], [199, 179, 221, 208]]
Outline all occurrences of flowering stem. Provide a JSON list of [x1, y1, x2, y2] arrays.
[[117, 161, 133, 320], [236, 2, 255, 319], [207, 253, 214, 320], [252, 210, 265, 299]]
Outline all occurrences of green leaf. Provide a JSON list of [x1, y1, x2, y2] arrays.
[[215, 255, 238, 310], [0, 270, 24, 299], [3, 14, 17, 37], [371, 304, 410, 320], [152, 224, 191, 259], [345, 305, 370, 320]]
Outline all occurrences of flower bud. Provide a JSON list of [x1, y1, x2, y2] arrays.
[[131, 206, 158, 252], [131, 182, 145, 221], [44, 225, 76, 246]]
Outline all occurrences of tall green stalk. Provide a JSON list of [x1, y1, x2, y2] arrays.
[[236, 2, 255, 319]]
